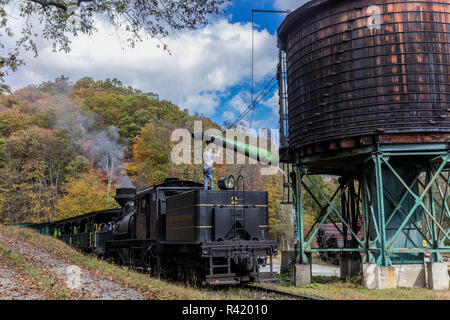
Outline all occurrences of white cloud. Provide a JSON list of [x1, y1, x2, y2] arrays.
[[228, 90, 252, 113], [222, 110, 236, 121], [181, 92, 221, 115], [262, 89, 279, 115], [5, 17, 278, 116], [274, 0, 311, 11]]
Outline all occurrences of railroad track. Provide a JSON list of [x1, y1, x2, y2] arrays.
[[243, 284, 326, 300]]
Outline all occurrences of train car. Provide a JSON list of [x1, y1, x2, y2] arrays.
[[28, 209, 122, 254], [317, 223, 364, 265]]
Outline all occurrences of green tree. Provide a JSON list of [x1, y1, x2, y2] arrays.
[[82, 89, 190, 143]]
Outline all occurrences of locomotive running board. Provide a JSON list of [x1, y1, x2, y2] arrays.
[[206, 273, 240, 285], [105, 239, 147, 249]]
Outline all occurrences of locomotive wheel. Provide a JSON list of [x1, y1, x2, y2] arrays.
[[149, 255, 162, 278], [181, 267, 203, 287]]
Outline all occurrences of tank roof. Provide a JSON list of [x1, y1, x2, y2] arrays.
[[278, 0, 337, 41]]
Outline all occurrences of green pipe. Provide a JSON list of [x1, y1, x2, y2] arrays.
[[196, 131, 279, 165]]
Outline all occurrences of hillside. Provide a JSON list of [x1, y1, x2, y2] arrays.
[[0, 76, 303, 249], [0, 76, 221, 224]]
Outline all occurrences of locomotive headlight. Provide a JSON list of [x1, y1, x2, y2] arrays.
[[218, 175, 235, 190]]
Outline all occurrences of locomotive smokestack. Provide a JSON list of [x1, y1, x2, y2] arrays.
[[114, 187, 137, 207]]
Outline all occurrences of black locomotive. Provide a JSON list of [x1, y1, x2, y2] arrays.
[[26, 177, 278, 285]]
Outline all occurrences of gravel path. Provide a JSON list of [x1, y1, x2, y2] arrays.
[[0, 232, 144, 300], [0, 258, 44, 300]]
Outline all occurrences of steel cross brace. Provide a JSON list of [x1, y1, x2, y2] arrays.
[[292, 167, 368, 265], [383, 156, 450, 249], [373, 151, 449, 264]]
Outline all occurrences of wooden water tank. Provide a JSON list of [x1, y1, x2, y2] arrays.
[[278, 0, 450, 154]]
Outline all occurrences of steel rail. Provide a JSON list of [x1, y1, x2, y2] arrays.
[[244, 284, 326, 300]]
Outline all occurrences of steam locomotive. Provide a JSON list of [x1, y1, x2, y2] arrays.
[[27, 177, 278, 285]]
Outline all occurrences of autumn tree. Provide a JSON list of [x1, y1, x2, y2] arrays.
[[7, 126, 80, 193], [128, 122, 172, 186], [0, 137, 6, 167], [265, 174, 294, 250], [1, 77, 306, 230], [54, 170, 118, 219], [0, 0, 227, 91], [0, 111, 32, 136], [0, 162, 56, 223]]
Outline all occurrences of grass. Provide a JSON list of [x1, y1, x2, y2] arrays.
[[273, 274, 450, 300], [0, 243, 75, 299]]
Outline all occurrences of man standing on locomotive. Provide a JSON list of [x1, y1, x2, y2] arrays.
[[203, 141, 220, 190]]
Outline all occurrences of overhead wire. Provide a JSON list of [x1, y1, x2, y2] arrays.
[[227, 75, 277, 129], [229, 9, 290, 130]]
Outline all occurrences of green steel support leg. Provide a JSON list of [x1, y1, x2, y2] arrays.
[[302, 184, 343, 241], [362, 170, 376, 263], [382, 186, 432, 248], [302, 170, 365, 249], [427, 166, 442, 263], [373, 153, 391, 266], [294, 166, 308, 264], [430, 166, 450, 248]]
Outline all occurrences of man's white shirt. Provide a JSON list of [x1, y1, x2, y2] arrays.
[[203, 151, 217, 170]]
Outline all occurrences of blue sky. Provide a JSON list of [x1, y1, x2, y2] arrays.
[[227, 0, 287, 34], [5, 0, 307, 130], [217, 0, 289, 129]]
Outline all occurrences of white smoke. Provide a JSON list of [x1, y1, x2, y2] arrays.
[[43, 89, 134, 189], [87, 126, 134, 188]]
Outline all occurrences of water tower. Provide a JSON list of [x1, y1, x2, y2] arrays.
[[277, 0, 449, 289]]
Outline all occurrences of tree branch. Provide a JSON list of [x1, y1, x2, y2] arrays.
[[28, 0, 68, 10], [76, 0, 95, 7]]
